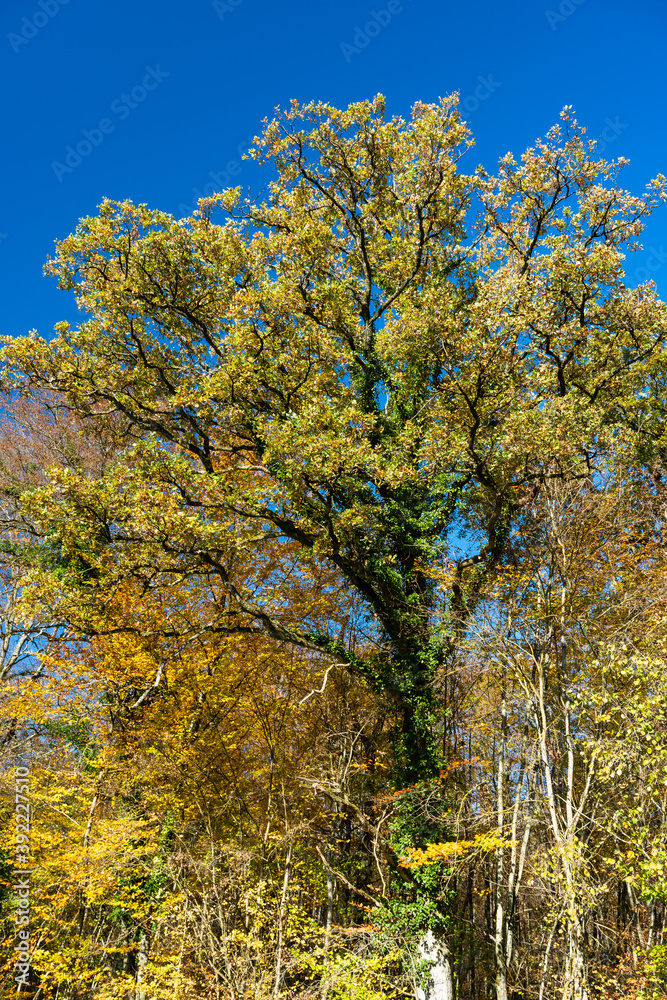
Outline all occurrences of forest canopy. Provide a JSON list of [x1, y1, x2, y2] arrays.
[[1, 95, 667, 1000]]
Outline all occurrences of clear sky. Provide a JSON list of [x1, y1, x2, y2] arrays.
[[1, 0, 666, 339]]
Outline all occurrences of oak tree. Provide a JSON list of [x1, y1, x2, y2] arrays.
[[3, 95, 667, 999]]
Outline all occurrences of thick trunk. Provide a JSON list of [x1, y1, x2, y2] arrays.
[[417, 930, 454, 1000]]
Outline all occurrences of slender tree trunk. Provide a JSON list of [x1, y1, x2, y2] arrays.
[[135, 930, 148, 1000], [495, 679, 508, 1000], [538, 907, 562, 1000], [273, 839, 293, 1000], [563, 912, 588, 1000], [321, 843, 335, 1000], [324, 844, 334, 951], [468, 868, 476, 1000]]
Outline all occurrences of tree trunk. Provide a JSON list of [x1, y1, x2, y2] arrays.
[[495, 679, 508, 1000], [135, 930, 148, 1000], [273, 839, 293, 1000], [417, 930, 454, 1000], [563, 914, 588, 1000]]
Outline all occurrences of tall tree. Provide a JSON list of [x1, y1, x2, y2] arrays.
[[2, 96, 667, 997]]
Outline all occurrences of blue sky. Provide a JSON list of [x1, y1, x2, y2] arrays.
[[1, 0, 666, 339]]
